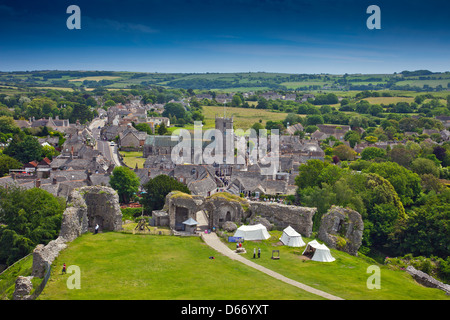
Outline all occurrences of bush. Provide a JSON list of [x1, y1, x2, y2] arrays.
[[121, 207, 144, 221]]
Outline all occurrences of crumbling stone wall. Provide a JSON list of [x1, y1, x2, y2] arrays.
[[162, 192, 317, 236], [25, 186, 123, 298], [318, 206, 364, 256], [204, 193, 248, 229], [12, 276, 34, 300], [81, 186, 122, 232], [165, 191, 205, 230], [32, 237, 67, 278], [247, 202, 316, 237], [406, 266, 450, 295], [59, 186, 122, 241]]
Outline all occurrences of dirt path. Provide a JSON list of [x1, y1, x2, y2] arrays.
[[201, 232, 344, 300]]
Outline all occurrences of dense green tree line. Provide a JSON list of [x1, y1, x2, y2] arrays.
[[0, 187, 66, 266], [294, 159, 449, 259]]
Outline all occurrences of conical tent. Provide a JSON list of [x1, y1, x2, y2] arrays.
[[280, 226, 305, 247], [302, 240, 335, 262], [233, 224, 270, 240]]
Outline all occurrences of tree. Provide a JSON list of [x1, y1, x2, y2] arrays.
[[0, 187, 65, 265], [0, 154, 22, 177], [363, 161, 422, 206], [0, 116, 20, 134], [70, 103, 93, 124], [410, 158, 440, 177], [295, 159, 330, 190], [361, 147, 386, 161], [231, 94, 242, 107], [4, 135, 43, 163], [388, 145, 415, 168], [42, 144, 59, 160], [141, 175, 190, 212], [344, 130, 361, 148], [162, 102, 186, 122], [109, 166, 140, 204], [306, 114, 324, 126], [157, 122, 168, 135], [133, 123, 153, 135], [333, 144, 356, 161]]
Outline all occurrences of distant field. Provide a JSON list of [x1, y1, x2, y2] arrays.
[[202, 105, 289, 129], [395, 79, 450, 88], [281, 81, 333, 89], [363, 97, 415, 105], [69, 76, 122, 82]]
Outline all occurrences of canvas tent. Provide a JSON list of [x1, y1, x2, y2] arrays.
[[182, 217, 198, 234], [233, 224, 270, 241], [280, 226, 305, 247], [302, 240, 335, 262]]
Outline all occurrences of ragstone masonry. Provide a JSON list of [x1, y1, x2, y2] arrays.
[[162, 192, 317, 237], [247, 202, 316, 237], [318, 206, 364, 256], [14, 186, 122, 299]]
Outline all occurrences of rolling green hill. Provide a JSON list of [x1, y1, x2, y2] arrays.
[[1, 70, 449, 93], [36, 231, 449, 300]]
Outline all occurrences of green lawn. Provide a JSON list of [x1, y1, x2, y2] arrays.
[[223, 231, 449, 300], [119, 151, 146, 169], [38, 232, 322, 300], [37, 231, 450, 300]]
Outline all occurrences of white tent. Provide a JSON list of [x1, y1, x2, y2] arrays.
[[302, 240, 335, 262], [280, 226, 305, 247], [233, 224, 270, 241]]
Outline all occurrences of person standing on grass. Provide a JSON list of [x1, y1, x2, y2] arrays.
[[258, 248, 261, 259], [62, 263, 66, 274], [95, 224, 99, 234], [253, 248, 256, 259]]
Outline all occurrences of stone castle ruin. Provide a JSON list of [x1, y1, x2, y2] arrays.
[[161, 192, 319, 238], [318, 206, 364, 256], [15, 189, 366, 299], [14, 186, 122, 299]]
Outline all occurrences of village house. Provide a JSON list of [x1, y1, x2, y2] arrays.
[[286, 123, 304, 135], [435, 115, 450, 129], [316, 124, 351, 140], [118, 126, 148, 150], [260, 91, 282, 100]]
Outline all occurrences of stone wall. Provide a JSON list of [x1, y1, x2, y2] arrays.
[[318, 206, 364, 256], [204, 194, 248, 229], [165, 191, 205, 230], [162, 192, 317, 237], [247, 202, 316, 237], [406, 266, 450, 295], [16, 186, 123, 299]]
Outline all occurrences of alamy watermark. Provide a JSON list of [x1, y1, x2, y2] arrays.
[[66, 4, 380, 30], [66, 265, 81, 289], [367, 265, 381, 289]]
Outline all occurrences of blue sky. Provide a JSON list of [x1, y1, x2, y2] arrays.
[[0, 0, 449, 74]]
